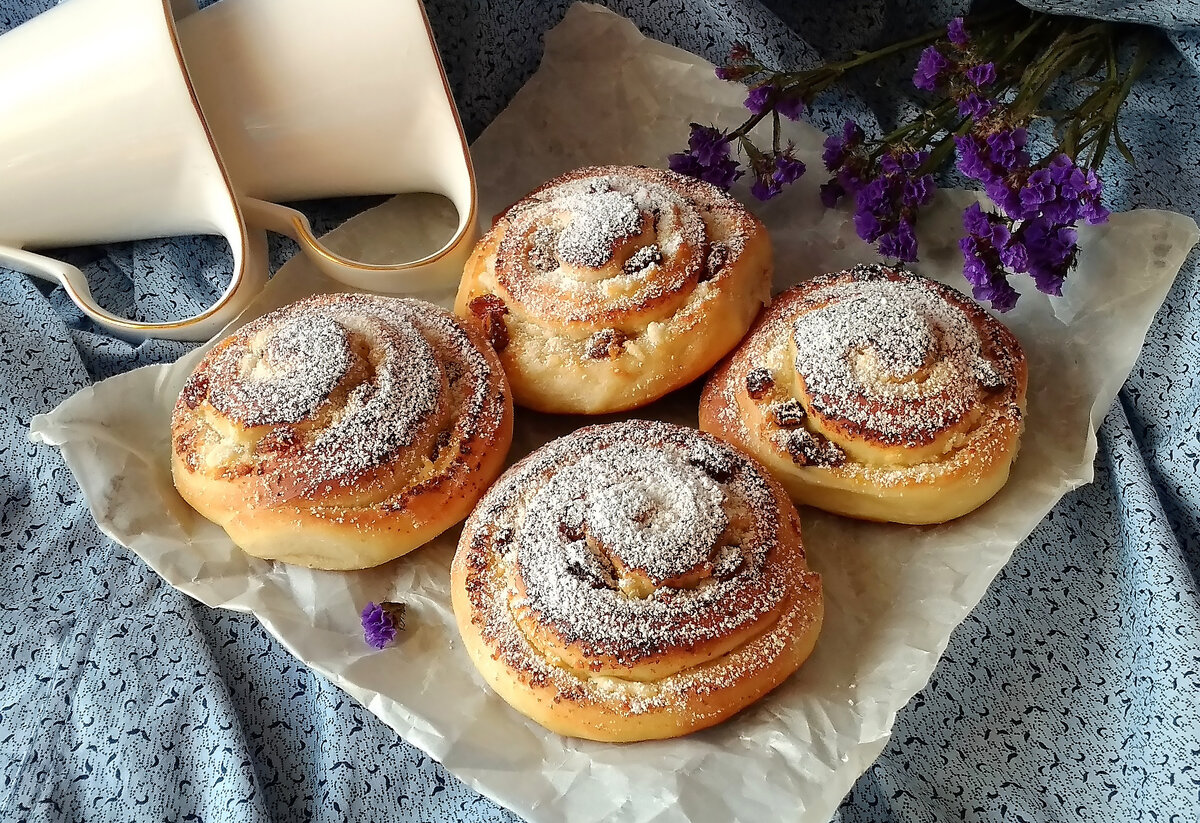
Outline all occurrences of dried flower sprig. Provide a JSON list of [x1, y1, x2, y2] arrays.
[[362, 600, 406, 649], [671, 7, 1153, 309]]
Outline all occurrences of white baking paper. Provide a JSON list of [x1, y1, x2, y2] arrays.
[[29, 5, 1199, 822]]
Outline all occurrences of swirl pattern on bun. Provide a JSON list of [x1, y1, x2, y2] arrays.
[[451, 420, 822, 742], [454, 165, 772, 414], [701, 264, 1027, 524], [171, 293, 513, 569]]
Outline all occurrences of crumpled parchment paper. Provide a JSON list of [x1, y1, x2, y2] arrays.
[[29, 5, 1200, 822]]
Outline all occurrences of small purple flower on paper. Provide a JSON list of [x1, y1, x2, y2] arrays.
[[838, 166, 865, 195], [854, 210, 884, 243], [961, 234, 1020, 311], [998, 237, 1029, 272], [362, 601, 406, 650], [823, 136, 847, 171], [1021, 217, 1077, 296], [687, 124, 731, 166], [853, 177, 895, 242]]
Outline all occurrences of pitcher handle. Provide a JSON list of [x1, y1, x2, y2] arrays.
[[1, 229, 269, 342], [241, 193, 476, 294]]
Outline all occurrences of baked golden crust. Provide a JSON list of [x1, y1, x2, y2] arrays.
[[700, 265, 1027, 524], [170, 293, 513, 569], [451, 420, 822, 742], [454, 165, 772, 414]]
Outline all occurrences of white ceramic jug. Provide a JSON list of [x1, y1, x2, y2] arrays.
[[0, 0, 477, 340]]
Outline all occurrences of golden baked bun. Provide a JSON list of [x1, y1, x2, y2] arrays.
[[454, 165, 772, 414], [700, 264, 1027, 525], [171, 293, 513, 570], [451, 420, 822, 742]]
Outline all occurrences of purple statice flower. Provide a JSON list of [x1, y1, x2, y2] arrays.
[[961, 235, 1020, 310], [685, 124, 729, 166], [878, 218, 918, 262], [958, 92, 995, 120], [954, 134, 993, 181], [983, 177, 1022, 220], [880, 149, 926, 176], [998, 236, 1030, 272], [955, 128, 1030, 219], [714, 65, 735, 80], [963, 202, 1010, 248], [775, 93, 806, 122], [668, 150, 706, 179], [846, 149, 936, 260], [745, 84, 772, 115], [823, 120, 865, 171], [750, 151, 807, 202], [879, 154, 902, 175], [669, 124, 744, 190], [1019, 153, 1109, 224], [902, 172, 935, 208], [837, 166, 866, 195], [965, 62, 996, 88], [1021, 217, 1078, 296], [823, 137, 847, 171], [362, 601, 406, 650], [1018, 165, 1058, 218], [947, 17, 969, 48], [751, 177, 779, 201], [959, 199, 1084, 307], [842, 120, 866, 145], [853, 176, 895, 242], [914, 46, 952, 92], [986, 128, 1030, 171], [960, 203, 1020, 311], [772, 152, 806, 185]]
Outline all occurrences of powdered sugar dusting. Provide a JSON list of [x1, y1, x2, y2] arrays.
[[516, 444, 730, 647], [555, 187, 642, 267], [465, 421, 800, 688], [308, 309, 438, 476], [490, 166, 757, 328], [792, 266, 1000, 445], [181, 294, 498, 485], [207, 312, 350, 427]]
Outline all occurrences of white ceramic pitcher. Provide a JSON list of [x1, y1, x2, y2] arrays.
[[0, 0, 476, 340]]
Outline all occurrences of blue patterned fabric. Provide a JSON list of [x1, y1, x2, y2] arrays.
[[2, 1, 1198, 821]]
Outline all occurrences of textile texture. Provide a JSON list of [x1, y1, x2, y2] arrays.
[[1, 0, 1197, 821]]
